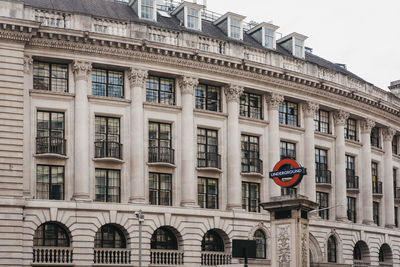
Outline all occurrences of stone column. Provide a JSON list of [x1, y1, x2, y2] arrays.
[[225, 84, 243, 210], [302, 101, 319, 202], [383, 127, 396, 228], [180, 76, 198, 207], [23, 55, 33, 198], [266, 93, 284, 198], [333, 110, 350, 221], [128, 68, 148, 204], [360, 119, 375, 224], [72, 61, 92, 200]]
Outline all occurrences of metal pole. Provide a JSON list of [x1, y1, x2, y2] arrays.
[[139, 219, 142, 267]]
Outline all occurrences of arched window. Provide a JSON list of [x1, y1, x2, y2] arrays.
[[253, 230, 266, 259], [327, 236, 337, 262], [33, 222, 70, 247], [151, 227, 178, 250], [95, 224, 126, 248], [379, 247, 384, 262], [353, 243, 362, 260], [201, 230, 224, 252]]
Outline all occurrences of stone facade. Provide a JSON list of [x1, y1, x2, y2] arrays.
[[0, 0, 400, 266]]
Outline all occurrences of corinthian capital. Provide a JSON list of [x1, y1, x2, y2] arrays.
[[73, 61, 92, 81], [302, 101, 319, 117], [360, 119, 375, 133], [179, 76, 198, 95], [382, 127, 397, 142], [23, 55, 33, 74], [266, 93, 284, 110], [224, 84, 243, 102], [128, 68, 148, 88], [333, 110, 350, 125]]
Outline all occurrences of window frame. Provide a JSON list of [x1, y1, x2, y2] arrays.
[[280, 141, 296, 160], [201, 230, 224, 252], [253, 229, 266, 259], [370, 127, 380, 148], [95, 168, 121, 203], [149, 172, 172, 206], [229, 17, 241, 39], [150, 227, 178, 250], [314, 109, 330, 134], [345, 118, 357, 141], [33, 222, 70, 247], [198, 177, 218, 209], [92, 68, 124, 98], [141, 0, 154, 20], [195, 84, 221, 112], [393, 135, 398, 155], [95, 224, 126, 248], [240, 91, 263, 120], [197, 128, 219, 168], [187, 7, 199, 30], [373, 201, 380, 225], [347, 196, 356, 223], [241, 134, 261, 173], [327, 236, 337, 263], [36, 164, 64, 200], [279, 100, 298, 126], [316, 191, 329, 220], [242, 182, 260, 212], [315, 148, 329, 183], [149, 121, 172, 149], [33, 61, 69, 93], [146, 75, 175, 105]]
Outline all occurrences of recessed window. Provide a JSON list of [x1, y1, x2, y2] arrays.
[[95, 224, 126, 248], [195, 84, 221, 112], [372, 162, 381, 194], [198, 177, 218, 209], [197, 128, 220, 169], [150, 227, 178, 250], [315, 148, 330, 184], [314, 109, 330, 134], [36, 111, 65, 155], [327, 236, 337, 263], [230, 18, 241, 39], [253, 230, 266, 259], [264, 28, 274, 49], [373, 201, 380, 225], [146, 75, 175, 105], [241, 135, 262, 173], [141, 0, 154, 20], [347, 196, 356, 223], [149, 122, 173, 164], [95, 169, 121, 203], [346, 155, 358, 189], [36, 165, 64, 200], [242, 182, 260, 212], [393, 135, 398, 155], [187, 8, 199, 30], [294, 38, 304, 58], [370, 127, 380, 148], [279, 101, 298, 126], [280, 141, 296, 160], [201, 230, 224, 251], [33, 61, 68, 92], [34, 222, 70, 247], [95, 116, 121, 159], [345, 118, 357, 141], [92, 68, 124, 98], [316, 191, 329, 219], [240, 92, 263, 119], [395, 207, 398, 228], [149, 172, 172, 206]]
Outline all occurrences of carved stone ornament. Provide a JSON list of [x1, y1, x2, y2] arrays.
[[267, 93, 284, 110], [224, 84, 244, 102], [73, 61, 92, 81], [333, 110, 350, 125], [360, 119, 375, 133], [302, 101, 319, 117], [128, 68, 148, 88], [382, 127, 397, 142], [23, 55, 33, 74], [277, 224, 291, 266], [179, 76, 198, 95], [301, 224, 308, 267]]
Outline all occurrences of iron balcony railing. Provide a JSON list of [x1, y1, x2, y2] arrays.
[[346, 169, 359, 189], [315, 167, 331, 184], [372, 179, 383, 194], [94, 141, 122, 159], [347, 209, 356, 223], [241, 158, 263, 174], [148, 147, 175, 165], [197, 152, 221, 169], [36, 136, 66, 155], [394, 187, 400, 199]]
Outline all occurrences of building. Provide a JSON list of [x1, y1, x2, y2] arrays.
[[0, 0, 400, 266]]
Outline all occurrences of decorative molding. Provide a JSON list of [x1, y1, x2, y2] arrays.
[[302, 101, 319, 117], [23, 55, 33, 74], [267, 92, 284, 110], [301, 224, 308, 267], [382, 127, 396, 142], [277, 224, 291, 266], [72, 61, 92, 81], [224, 84, 243, 102], [179, 76, 198, 95], [360, 119, 375, 133], [333, 110, 350, 125], [128, 68, 148, 88]]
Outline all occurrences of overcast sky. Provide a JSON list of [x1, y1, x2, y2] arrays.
[[203, 0, 400, 90]]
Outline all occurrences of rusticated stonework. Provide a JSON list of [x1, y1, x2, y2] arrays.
[[179, 76, 198, 95], [72, 61, 92, 81], [360, 119, 376, 133], [267, 92, 284, 110], [383, 127, 396, 142], [302, 101, 319, 117], [333, 110, 350, 125], [128, 68, 148, 88], [225, 84, 243, 102], [277, 224, 291, 267]]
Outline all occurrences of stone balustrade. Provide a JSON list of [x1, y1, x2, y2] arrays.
[[200, 251, 231, 266], [32, 247, 73, 264], [149, 249, 184, 265], [93, 248, 131, 265]]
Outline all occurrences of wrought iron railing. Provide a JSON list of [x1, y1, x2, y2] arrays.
[[200, 251, 231, 266], [372, 179, 383, 194], [93, 248, 130, 264], [32, 247, 73, 264], [346, 169, 359, 189], [197, 152, 221, 169], [36, 136, 66, 155], [353, 261, 371, 267], [148, 147, 175, 164], [315, 168, 331, 184], [241, 158, 263, 174], [150, 249, 184, 265], [94, 141, 122, 159]]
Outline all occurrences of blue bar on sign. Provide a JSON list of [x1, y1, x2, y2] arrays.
[[269, 167, 304, 179]]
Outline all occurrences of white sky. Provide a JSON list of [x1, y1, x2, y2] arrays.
[[204, 0, 400, 90]]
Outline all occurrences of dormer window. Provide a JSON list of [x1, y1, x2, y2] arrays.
[[130, 0, 157, 21], [172, 1, 203, 31], [214, 12, 246, 40], [277, 32, 307, 58], [248, 22, 279, 49]]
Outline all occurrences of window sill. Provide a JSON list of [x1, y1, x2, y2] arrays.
[[241, 172, 263, 178], [371, 146, 384, 154], [34, 153, 68, 160], [345, 138, 362, 147], [346, 188, 359, 194], [315, 182, 332, 189], [143, 102, 182, 112], [315, 131, 336, 140], [147, 162, 176, 168], [194, 109, 228, 118], [93, 157, 124, 164], [279, 124, 305, 133], [239, 116, 268, 126], [88, 95, 131, 105], [29, 89, 75, 99], [372, 192, 383, 198], [196, 167, 222, 173]]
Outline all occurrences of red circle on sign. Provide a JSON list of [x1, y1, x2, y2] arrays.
[[272, 158, 302, 188]]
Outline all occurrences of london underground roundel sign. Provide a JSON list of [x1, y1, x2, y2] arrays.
[[269, 158, 307, 188]]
